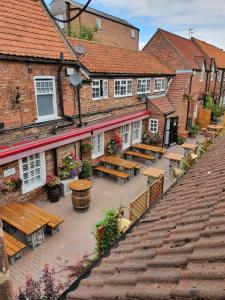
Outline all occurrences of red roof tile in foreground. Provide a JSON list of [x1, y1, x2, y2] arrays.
[[192, 38, 225, 69], [69, 38, 175, 75], [167, 73, 192, 109], [150, 96, 175, 114], [67, 134, 225, 300], [0, 0, 75, 60], [159, 29, 205, 70]]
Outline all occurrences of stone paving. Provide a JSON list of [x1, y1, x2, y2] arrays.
[[10, 136, 204, 296]]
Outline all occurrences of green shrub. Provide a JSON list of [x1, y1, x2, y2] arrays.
[[79, 160, 92, 179], [93, 209, 120, 256]]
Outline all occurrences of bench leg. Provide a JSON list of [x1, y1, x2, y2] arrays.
[[145, 160, 152, 165], [117, 178, 126, 184], [127, 155, 132, 161], [97, 171, 104, 177]]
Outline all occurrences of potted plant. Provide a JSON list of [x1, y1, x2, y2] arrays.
[[188, 124, 199, 138], [142, 131, 161, 145], [81, 143, 92, 153], [177, 135, 186, 145], [0, 175, 22, 193], [79, 160, 92, 179], [46, 173, 61, 203], [107, 134, 123, 155]]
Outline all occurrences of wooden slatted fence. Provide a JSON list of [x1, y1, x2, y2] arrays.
[[129, 189, 148, 222]]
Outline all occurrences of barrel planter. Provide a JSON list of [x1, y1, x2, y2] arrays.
[[197, 107, 211, 129], [69, 180, 92, 213]]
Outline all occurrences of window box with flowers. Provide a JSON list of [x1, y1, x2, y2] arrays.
[[107, 134, 123, 155], [58, 154, 82, 197], [46, 174, 61, 203], [142, 131, 161, 146], [0, 175, 22, 193]]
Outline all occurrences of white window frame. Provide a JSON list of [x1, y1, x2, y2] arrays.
[[154, 78, 166, 92], [137, 78, 151, 94], [200, 64, 205, 82], [149, 118, 159, 133], [121, 124, 131, 150], [96, 18, 102, 29], [131, 29, 135, 39], [19, 152, 46, 194], [92, 79, 108, 100], [210, 64, 215, 81], [91, 133, 104, 159], [34, 76, 58, 122], [132, 120, 142, 144], [114, 79, 132, 98]]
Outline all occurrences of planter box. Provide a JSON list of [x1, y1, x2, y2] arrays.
[[197, 108, 211, 129], [60, 177, 78, 197]]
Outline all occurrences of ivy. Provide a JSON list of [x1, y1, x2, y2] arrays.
[[93, 209, 120, 256], [71, 24, 97, 41]]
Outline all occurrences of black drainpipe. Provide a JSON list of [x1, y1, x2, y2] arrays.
[[219, 70, 225, 104], [77, 84, 82, 127], [185, 72, 193, 130], [162, 114, 167, 147], [53, 148, 58, 175], [57, 52, 65, 117]]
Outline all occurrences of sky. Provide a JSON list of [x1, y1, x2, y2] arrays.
[[46, 0, 225, 50]]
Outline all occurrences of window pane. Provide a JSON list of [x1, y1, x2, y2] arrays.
[[37, 94, 54, 116]]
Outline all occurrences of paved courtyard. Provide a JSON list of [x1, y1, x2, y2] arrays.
[[10, 136, 203, 296]]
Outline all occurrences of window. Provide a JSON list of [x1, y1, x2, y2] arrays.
[[154, 78, 166, 92], [34, 77, 58, 121], [92, 80, 108, 100], [200, 64, 205, 81], [55, 15, 64, 29], [210, 64, 215, 81], [19, 153, 46, 194], [131, 29, 135, 39], [137, 78, 151, 94], [132, 120, 142, 143], [149, 118, 158, 133], [96, 18, 102, 29], [121, 124, 131, 149], [91, 133, 104, 159], [114, 79, 132, 98]]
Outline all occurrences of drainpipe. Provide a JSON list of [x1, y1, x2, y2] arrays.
[[162, 114, 167, 147], [76, 84, 82, 127], [185, 72, 194, 130], [219, 70, 225, 105], [57, 52, 65, 117], [53, 148, 58, 175]]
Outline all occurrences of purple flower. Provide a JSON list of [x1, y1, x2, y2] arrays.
[[70, 169, 78, 177]]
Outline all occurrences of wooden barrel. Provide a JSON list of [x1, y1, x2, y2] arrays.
[[69, 180, 92, 213]]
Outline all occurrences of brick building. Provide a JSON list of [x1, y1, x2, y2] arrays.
[[0, 1, 175, 207], [143, 29, 217, 137], [192, 37, 225, 105], [50, 0, 139, 50]]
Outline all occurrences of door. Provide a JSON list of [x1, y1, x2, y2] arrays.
[[169, 117, 178, 146]]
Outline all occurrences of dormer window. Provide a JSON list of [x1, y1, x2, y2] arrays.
[[200, 63, 205, 81]]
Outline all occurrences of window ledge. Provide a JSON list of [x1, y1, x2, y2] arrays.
[[35, 116, 61, 123]]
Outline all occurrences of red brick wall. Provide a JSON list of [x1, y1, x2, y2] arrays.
[[69, 10, 139, 50], [147, 102, 165, 144], [144, 32, 189, 70]]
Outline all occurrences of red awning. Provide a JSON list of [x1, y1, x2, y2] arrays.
[[0, 110, 150, 165]]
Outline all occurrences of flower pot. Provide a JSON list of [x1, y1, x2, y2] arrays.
[[47, 187, 60, 203]]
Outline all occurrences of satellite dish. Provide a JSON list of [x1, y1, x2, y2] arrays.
[[74, 45, 85, 55], [69, 73, 82, 86]]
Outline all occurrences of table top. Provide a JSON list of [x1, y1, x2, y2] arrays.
[[142, 167, 166, 178], [133, 143, 167, 154], [1, 203, 45, 235], [207, 124, 223, 130], [165, 153, 184, 161], [181, 143, 197, 150], [100, 156, 138, 169], [69, 179, 93, 191]]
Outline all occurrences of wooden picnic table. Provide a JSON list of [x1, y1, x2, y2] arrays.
[[1, 203, 46, 249], [207, 125, 223, 136], [142, 167, 166, 186], [132, 143, 167, 157], [181, 143, 197, 156], [164, 153, 184, 176], [100, 156, 138, 169]]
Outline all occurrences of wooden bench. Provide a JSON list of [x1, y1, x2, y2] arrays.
[[4, 231, 26, 264], [95, 166, 129, 184], [23, 203, 64, 235], [134, 164, 143, 176], [125, 151, 156, 165]]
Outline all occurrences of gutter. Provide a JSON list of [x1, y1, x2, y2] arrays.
[[219, 70, 225, 103]]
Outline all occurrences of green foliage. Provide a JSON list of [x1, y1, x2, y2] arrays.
[[71, 24, 97, 41], [203, 93, 213, 109], [81, 143, 92, 153], [94, 209, 120, 255], [79, 160, 92, 179], [188, 124, 199, 137], [177, 135, 186, 145]]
